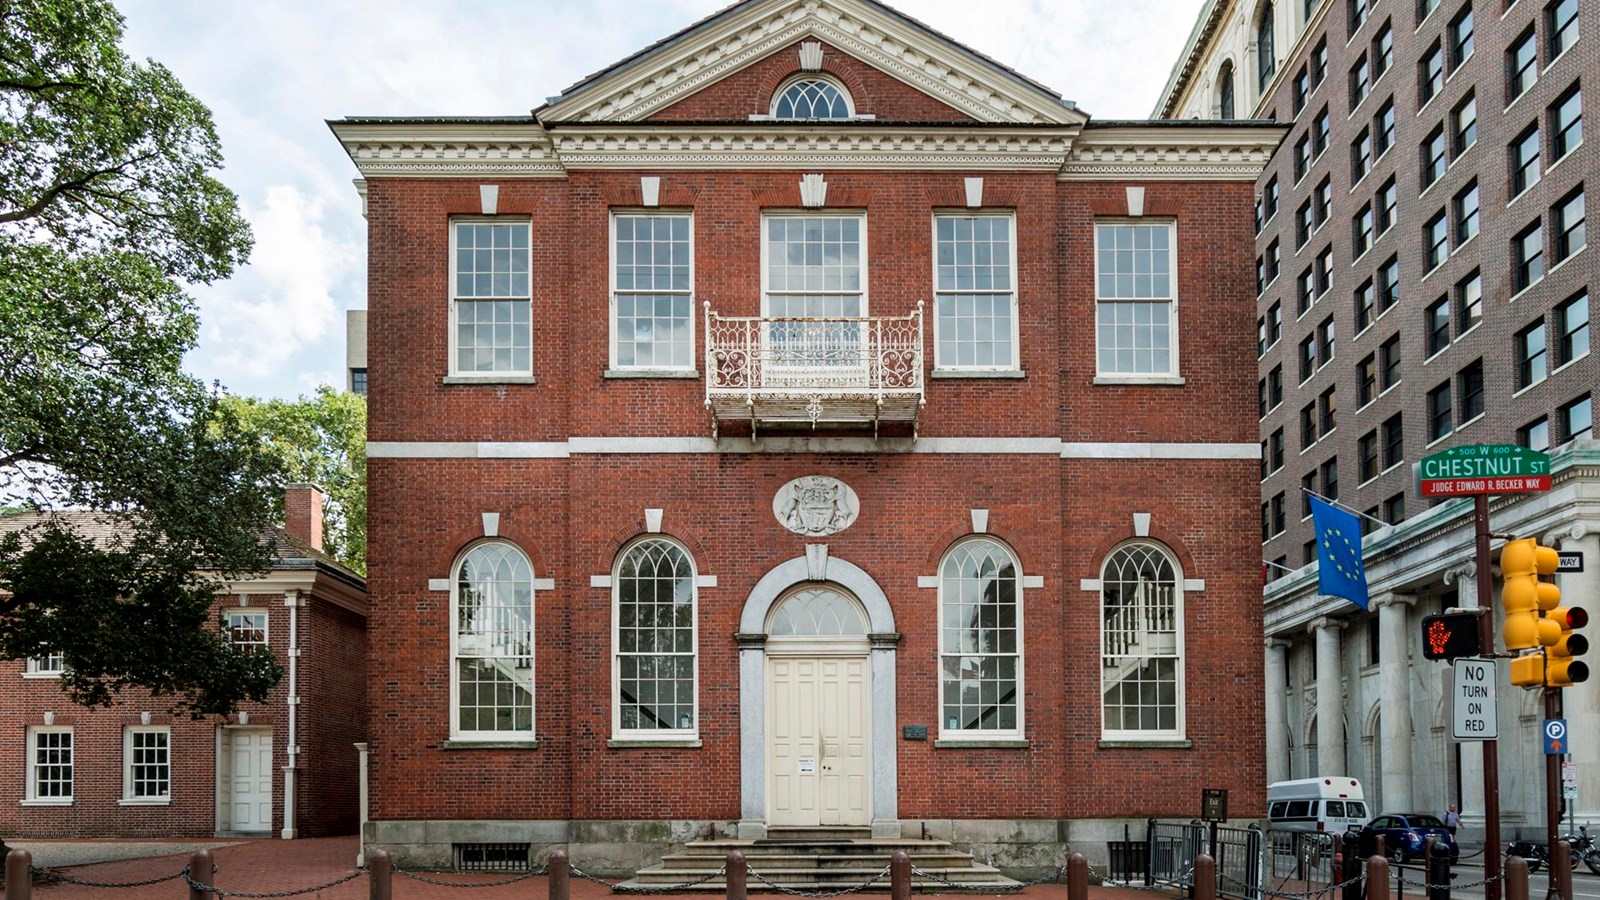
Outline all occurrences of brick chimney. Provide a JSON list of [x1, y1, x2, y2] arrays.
[[283, 484, 324, 552]]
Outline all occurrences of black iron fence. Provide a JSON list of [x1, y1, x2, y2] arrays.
[[1141, 819, 1264, 900]]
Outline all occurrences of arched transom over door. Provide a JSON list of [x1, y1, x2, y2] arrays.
[[765, 585, 871, 829]]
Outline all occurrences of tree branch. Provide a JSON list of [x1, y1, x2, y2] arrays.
[[0, 153, 156, 225]]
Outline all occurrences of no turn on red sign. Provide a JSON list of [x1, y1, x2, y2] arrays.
[[1452, 658, 1498, 740]]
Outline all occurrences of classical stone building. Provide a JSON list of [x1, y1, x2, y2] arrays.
[[333, 0, 1283, 872], [1157, 0, 1597, 838]]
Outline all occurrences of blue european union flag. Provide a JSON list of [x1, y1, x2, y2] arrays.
[[1310, 495, 1369, 610]]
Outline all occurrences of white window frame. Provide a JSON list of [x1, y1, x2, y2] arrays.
[[24, 726, 73, 804], [936, 537, 1025, 742], [1098, 541, 1188, 742], [24, 653, 64, 678], [122, 726, 171, 803], [609, 210, 696, 373], [1093, 220, 1181, 382], [931, 212, 1021, 373], [446, 217, 534, 381], [760, 212, 869, 319], [611, 537, 699, 742], [768, 74, 856, 120], [449, 540, 536, 742], [225, 610, 269, 647]]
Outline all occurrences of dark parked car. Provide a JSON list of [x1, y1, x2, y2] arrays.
[[1359, 813, 1459, 863]]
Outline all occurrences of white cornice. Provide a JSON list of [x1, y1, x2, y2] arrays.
[[1059, 126, 1284, 182], [548, 126, 1076, 171], [539, 0, 1084, 126], [330, 123, 563, 179]]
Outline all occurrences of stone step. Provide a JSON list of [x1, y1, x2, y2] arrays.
[[682, 838, 958, 854], [622, 865, 1021, 892], [658, 852, 976, 870], [764, 826, 873, 841]]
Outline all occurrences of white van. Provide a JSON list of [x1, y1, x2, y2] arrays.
[[1267, 777, 1370, 833]]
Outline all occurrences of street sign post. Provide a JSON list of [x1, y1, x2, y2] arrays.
[[1544, 718, 1568, 755], [1452, 659, 1498, 740], [1415, 444, 1552, 497]]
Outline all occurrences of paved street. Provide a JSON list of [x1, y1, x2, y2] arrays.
[[1379, 862, 1600, 900]]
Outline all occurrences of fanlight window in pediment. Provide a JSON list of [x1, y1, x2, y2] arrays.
[[768, 586, 868, 637], [773, 78, 853, 120]]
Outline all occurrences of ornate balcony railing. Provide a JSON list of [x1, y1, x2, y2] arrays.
[[704, 302, 924, 438]]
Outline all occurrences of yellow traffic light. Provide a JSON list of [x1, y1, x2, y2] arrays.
[[1510, 652, 1546, 688], [1547, 606, 1590, 687], [1501, 538, 1557, 651]]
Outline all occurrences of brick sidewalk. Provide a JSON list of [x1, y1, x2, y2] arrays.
[[20, 837, 1171, 900]]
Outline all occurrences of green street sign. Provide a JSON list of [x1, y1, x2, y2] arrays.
[[1415, 444, 1551, 497]]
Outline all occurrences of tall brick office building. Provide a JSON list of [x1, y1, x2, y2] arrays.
[[334, 0, 1283, 872], [1157, 0, 1598, 833]]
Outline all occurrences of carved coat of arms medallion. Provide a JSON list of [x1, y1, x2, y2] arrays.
[[773, 475, 860, 537]]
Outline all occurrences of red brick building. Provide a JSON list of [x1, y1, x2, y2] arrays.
[[332, 0, 1284, 873], [0, 486, 367, 840]]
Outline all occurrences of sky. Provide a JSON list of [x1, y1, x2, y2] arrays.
[[114, 0, 1204, 400]]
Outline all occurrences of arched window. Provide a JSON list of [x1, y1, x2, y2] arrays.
[[1218, 61, 1236, 119], [1100, 541, 1184, 738], [769, 586, 868, 637], [772, 77, 852, 119], [1257, 3, 1277, 93], [451, 541, 534, 739], [938, 538, 1022, 738], [614, 538, 698, 736]]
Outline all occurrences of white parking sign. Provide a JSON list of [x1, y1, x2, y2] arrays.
[[1452, 659, 1498, 740]]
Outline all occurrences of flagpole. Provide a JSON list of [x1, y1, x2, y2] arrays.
[[1301, 487, 1389, 530], [1262, 559, 1298, 573]]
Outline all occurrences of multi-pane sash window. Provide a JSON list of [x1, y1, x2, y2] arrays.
[[1356, 281, 1376, 331], [1419, 42, 1443, 105], [1508, 28, 1538, 101], [1373, 22, 1394, 76], [1380, 334, 1402, 388], [124, 727, 170, 800], [451, 220, 531, 376], [1315, 179, 1333, 226], [1421, 127, 1446, 189], [1268, 365, 1284, 410], [1426, 297, 1452, 356], [1354, 205, 1374, 257], [1458, 271, 1483, 333], [453, 542, 534, 739], [27, 727, 71, 801], [1301, 403, 1318, 449], [1378, 256, 1400, 312], [225, 611, 267, 647], [1425, 212, 1448, 272], [1518, 320, 1548, 387], [1101, 543, 1184, 738], [1353, 130, 1373, 182], [1094, 222, 1176, 377], [1258, 3, 1277, 92], [934, 214, 1016, 370], [612, 213, 693, 370], [1299, 335, 1316, 382], [1428, 382, 1453, 441], [1318, 316, 1336, 362], [1558, 292, 1590, 363], [1358, 354, 1377, 406], [1453, 95, 1478, 155], [1312, 38, 1328, 85], [939, 539, 1022, 737], [1295, 135, 1312, 182], [1552, 88, 1583, 161], [1294, 69, 1311, 114], [1563, 395, 1594, 442], [1322, 457, 1340, 501], [1455, 182, 1480, 244], [1554, 189, 1586, 263], [615, 538, 697, 735], [1298, 268, 1316, 315], [1375, 100, 1396, 155], [1297, 201, 1314, 246], [25, 653, 64, 676], [1514, 222, 1545, 292], [1448, 7, 1474, 69], [763, 215, 866, 366], [1270, 428, 1286, 472], [1350, 55, 1371, 110], [1512, 125, 1543, 196], [1377, 178, 1398, 233], [1359, 431, 1379, 481], [1459, 359, 1484, 422], [1269, 303, 1283, 345], [1383, 413, 1404, 467], [1549, 0, 1579, 57], [1319, 385, 1337, 434], [1313, 110, 1331, 158], [1263, 177, 1280, 222], [1349, 0, 1370, 34]]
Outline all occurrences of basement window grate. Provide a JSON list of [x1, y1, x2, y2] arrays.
[[452, 842, 532, 872]]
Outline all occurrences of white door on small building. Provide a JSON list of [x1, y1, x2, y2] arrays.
[[766, 586, 871, 828], [218, 728, 274, 834]]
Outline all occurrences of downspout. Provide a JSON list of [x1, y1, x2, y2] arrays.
[[282, 589, 302, 840], [355, 742, 369, 866]]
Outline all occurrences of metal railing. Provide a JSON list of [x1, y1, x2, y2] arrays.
[[704, 305, 924, 409], [1146, 819, 1265, 900]]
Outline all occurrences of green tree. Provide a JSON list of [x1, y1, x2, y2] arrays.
[[224, 388, 367, 575], [0, 0, 283, 715]]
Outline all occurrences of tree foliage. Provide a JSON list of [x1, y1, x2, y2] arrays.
[[224, 388, 368, 575], [0, 0, 282, 715]]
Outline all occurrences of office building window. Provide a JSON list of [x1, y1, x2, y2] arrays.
[[1421, 126, 1446, 189], [1448, 6, 1474, 69], [1426, 297, 1452, 356], [1425, 211, 1449, 271], [1508, 28, 1538, 101], [1352, 129, 1374, 182], [1377, 177, 1398, 233], [1259, 2, 1277, 92], [1358, 354, 1378, 407], [1521, 417, 1551, 452], [1518, 320, 1549, 388], [1457, 270, 1483, 333], [1301, 403, 1318, 449], [1312, 37, 1329, 85], [1373, 21, 1394, 76], [1295, 134, 1313, 183], [1553, 188, 1586, 264], [1511, 124, 1542, 196], [1378, 256, 1400, 312], [1270, 428, 1286, 472], [1269, 302, 1283, 346], [1513, 221, 1544, 292], [1558, 292, 1590, 364], [1268, 365, 1284, 410], [1299, 267, 1316, 314], [1322, 457, 1340, 501], [1359, 430, 1379, 481], [1355, 279, 1376, 332], [1428, 381, 1453, 441], [1353, 204, 1374, 257], [1350, 55, 1371, 109], [1320, 385, 1338, 434], [1561, 394, 1593, 442], [1419, 41, 1444, 104], [1549, 0, 1579, 58], [1299, 334, 1317, 382], [1551, 87, 1583, 161], [1375, 99, 1396, 155], [1313, 109, 1330, 158], [1381, 334, 1401, 388], [349, 368, 367, 395], [1383, 414, 1404, 468], [1459, 359, 1484, 422], [1297, 200, 1314, 247], [1294, 67, 1311, 114], [1453, 94, 1478, 155], [1455, 181, 1481, 244], [1384, 493, 1406, 525]]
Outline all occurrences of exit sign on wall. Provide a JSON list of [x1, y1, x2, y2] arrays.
[[1415, 444, 1551, 497]]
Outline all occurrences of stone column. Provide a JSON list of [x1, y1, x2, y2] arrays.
[[1375, 593, 1417, 812], [736, 632, 768, 839], [1311, 617, 1346, 776], [1265, 638, 1292, 785], [1545, 525, 1599, 822], [1445, 564, 1485, 826], [868, 632, 901, 839]]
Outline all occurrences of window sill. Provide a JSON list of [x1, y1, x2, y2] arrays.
[[21, 673, 63, 680], [934, 739, 1030, 749], [20, 799, 72, 807], [442, 740, 539, 750], [119, 798, 172, 806], [603, 369, 700, 379], [607, 738, 702, 749], [1551, 352, 1591, 379], [931, 369, 1026, 380], [1097, 739, 1192, 749], [1509, 276, 1544, 304], [1093, 375, 1186, 386], [441, 375, 537, 385]]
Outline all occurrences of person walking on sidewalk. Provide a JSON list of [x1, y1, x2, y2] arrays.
[[1444, 804, 1461, 836]]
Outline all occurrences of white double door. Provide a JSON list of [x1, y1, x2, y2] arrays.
[[218, 728, 274, 834], [768, 655, 870, 827]]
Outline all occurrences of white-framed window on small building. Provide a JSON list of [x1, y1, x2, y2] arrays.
[[611, 212, 694, 371], [1100, 541, 1186, 740], [25, 726, 72, 803], [613, 538, 698, 738], [449, 219, 532, 378], [1095, 221, 1178, 379], [937, 538, 1023, 739], [225, 611, 268, 647], [123, 726, 170, 802], [762, 214, 868, 370], [771, 76, 853, 120], [451, 541, 535, 740], [24, 653, 64, 677], [933, 213, 1018, 372]]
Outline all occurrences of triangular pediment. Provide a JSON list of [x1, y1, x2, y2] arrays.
[[537, 0, 1087, 126]]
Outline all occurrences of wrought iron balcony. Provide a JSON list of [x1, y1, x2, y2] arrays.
[[704, 302, 924, 438]]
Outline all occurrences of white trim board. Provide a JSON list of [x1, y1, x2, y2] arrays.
[[369, 439, 1259, 459]]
